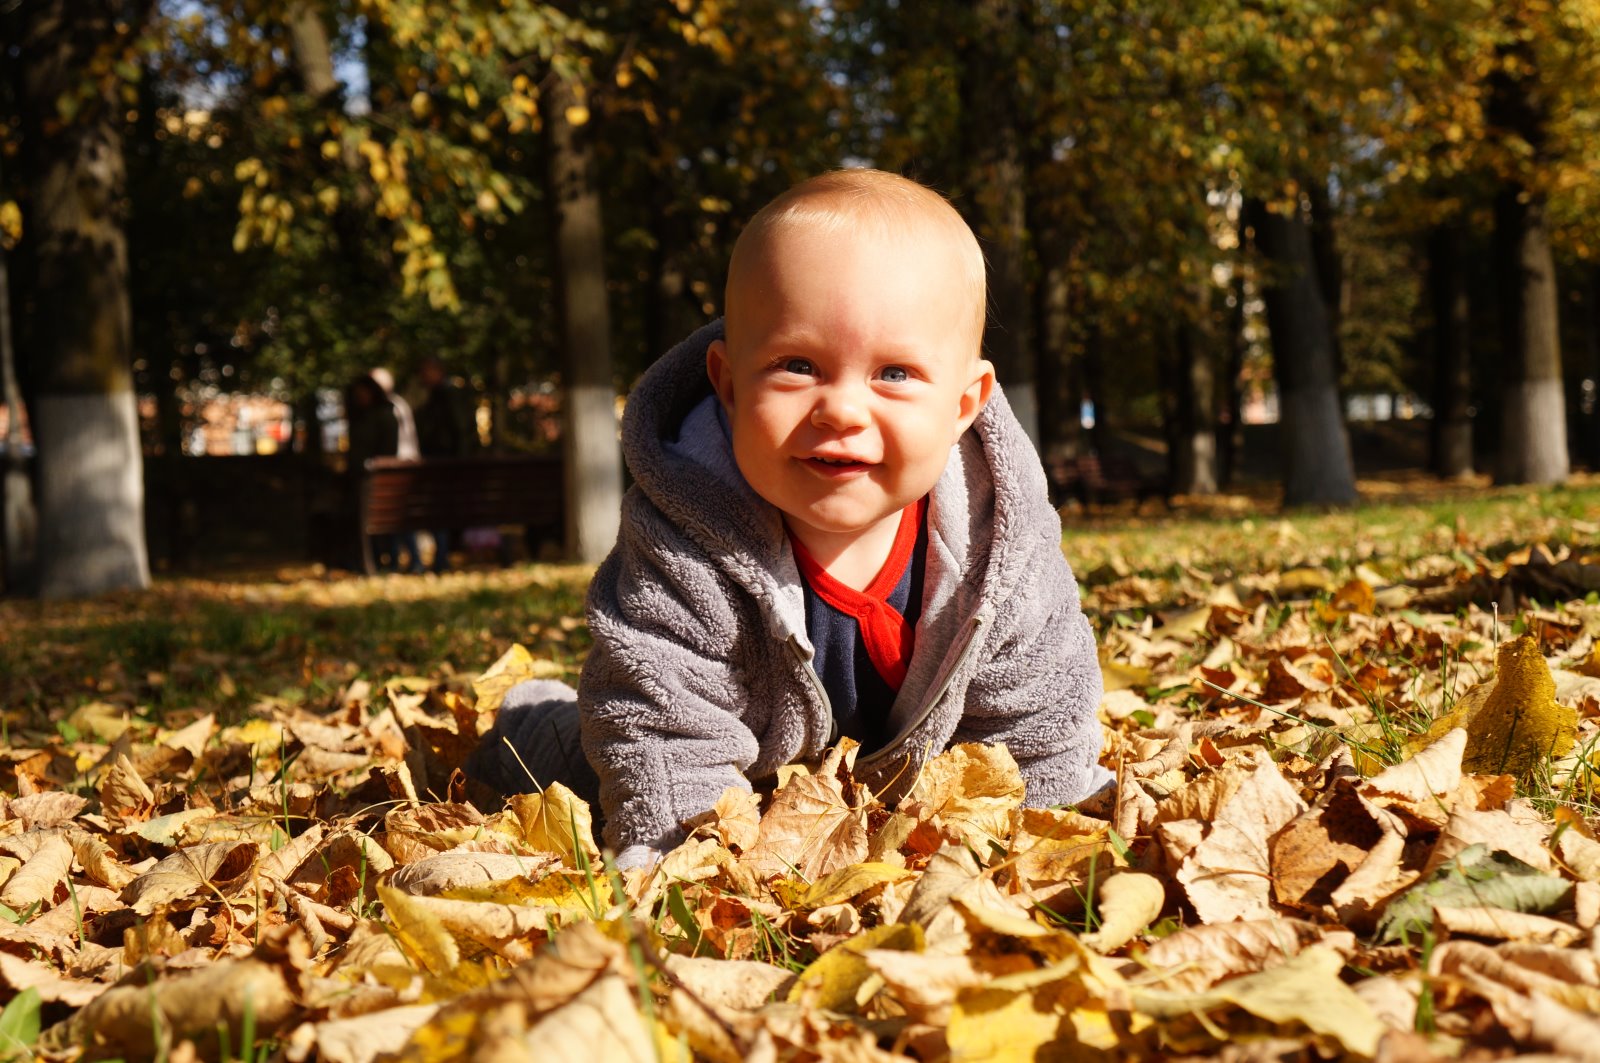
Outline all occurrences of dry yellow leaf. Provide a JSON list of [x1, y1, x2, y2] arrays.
[[471, 643, 539, 717], [378, 882, 461, 976], [505, 782, 602, 870], [787, 922, 922, 1012], [1420, 637, 1576, 776], [800, 862, 915, 909], [907, 743, 1026, 849], [1081, 873, 1165, 953], [1316, 577, 1376, 622]]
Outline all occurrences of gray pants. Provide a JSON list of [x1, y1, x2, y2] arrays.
[[463, 679, 603, 818]]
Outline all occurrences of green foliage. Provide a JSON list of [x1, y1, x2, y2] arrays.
[[0, 989, 42, 1062]]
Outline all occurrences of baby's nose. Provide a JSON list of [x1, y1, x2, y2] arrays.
[[811, 384, 871, 430]]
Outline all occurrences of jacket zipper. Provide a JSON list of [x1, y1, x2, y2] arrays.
[[858, 609, 989, 769], [788, 636, 838, 747]]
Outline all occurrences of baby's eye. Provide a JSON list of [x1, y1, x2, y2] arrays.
[[879, 365, 910, 383], [782, 358, 815, 375]]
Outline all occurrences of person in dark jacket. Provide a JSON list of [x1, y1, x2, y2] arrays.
[[414, 356, 477, 572], [467, 170, 1107, 868]]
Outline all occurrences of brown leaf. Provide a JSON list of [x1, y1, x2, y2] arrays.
[[68, 830, 138, 891], [67, 955, 298, 1059], [388, 850, 560, 896], [0, 832, 72, 910], [1129, 918, 1355, 994], [683, 787, 762, 852], [744, 744, 869, 881], [1427, 807, 1553, 876], [1431, 906, 1583, 946], [1272, 783, 1385, 910], [97, 754, 155, 818], [1081, 872, 1165, 953], [1176, 751, 1307, 922], [512, 972, 656, 1062], [1361, 727, 1465, 831], [9, 791, 88, 831], [121, 840, 258, 915], [0, 951, 105, 1006], [661, 953, 793, 1010], [292, 1004, 440, 1063], [906, 743, 1027, 850]]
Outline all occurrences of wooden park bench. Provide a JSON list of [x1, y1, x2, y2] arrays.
[[1049, 451, 1165, 506], [359, 455, 564, 574]]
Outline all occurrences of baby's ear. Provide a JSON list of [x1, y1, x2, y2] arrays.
[[956, 358, 996, 435], [706, 339, 736, 409]]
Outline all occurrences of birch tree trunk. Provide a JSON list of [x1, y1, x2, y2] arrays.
[[1170, 297, 1219, 496], [1492, 186, 1569, 485], [16, 0, 150, 598], [1, 223, 37, 595], [1245, 197, 1358, 507], [546, 75, 622, 563]]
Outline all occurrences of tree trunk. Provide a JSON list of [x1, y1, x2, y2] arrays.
[[1245, 197, 1358, 507], [1169, 282, 1219, 495], [1491, 186, 1569, 485], [545, 75, 622, 564], [15, 0, 151, 598], [1033, 252, 1077, 465], [1, 227, 37, 595], [960, 0, 1036, 448], [1427, 222, 1474, 478], [1218, 268, 1248, 489]]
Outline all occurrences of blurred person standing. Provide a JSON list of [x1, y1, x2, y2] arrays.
[[414, 356, 477, 572], [366, 368, 423, 573]]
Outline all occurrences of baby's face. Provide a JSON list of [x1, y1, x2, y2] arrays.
[[707, 224, 993, 553]]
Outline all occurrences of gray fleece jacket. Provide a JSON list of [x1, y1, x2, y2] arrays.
[[580, 321, 1107, 854]]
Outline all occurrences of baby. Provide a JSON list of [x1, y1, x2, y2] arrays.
[[467, 169, 1108, 865]]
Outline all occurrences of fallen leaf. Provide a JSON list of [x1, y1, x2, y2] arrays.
[[1377, 845, 1572, 944], [788, 922, 922, 1012], [1176, 751, 1307, 922], [389, 850, 560, 896], [0, 833, 72, 910], [1081, 873, 1165, 953], [296, 1004, 440, 1063], [65, 954, 298, 1060], [1133, 946, 1383, 1057], [906, 743, 1026, 850], [121, 840, 257, 915], [472, 644, 539, 717], [799, 862, 914, 909], [1432, 906, 1582, 945], [503, 783, 601, 870], [513, 973, 657, 1062], [745, 743, 869, 881], [1431, 637, 1578, 776], [1130, 919, 1354, 994]]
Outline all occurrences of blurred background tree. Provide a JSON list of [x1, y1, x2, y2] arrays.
[[8, 0, 1600, 594]]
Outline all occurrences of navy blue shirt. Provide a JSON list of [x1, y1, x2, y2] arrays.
[[800, 516, 928, 753]]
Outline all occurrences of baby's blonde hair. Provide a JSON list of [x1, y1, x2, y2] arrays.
[[727, 169, 988, 350]]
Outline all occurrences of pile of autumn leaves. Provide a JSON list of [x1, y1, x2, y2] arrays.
[[9, 596, 1600, 1059]]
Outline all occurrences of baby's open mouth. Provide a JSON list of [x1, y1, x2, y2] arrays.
[[808, 456, 870, 471]]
